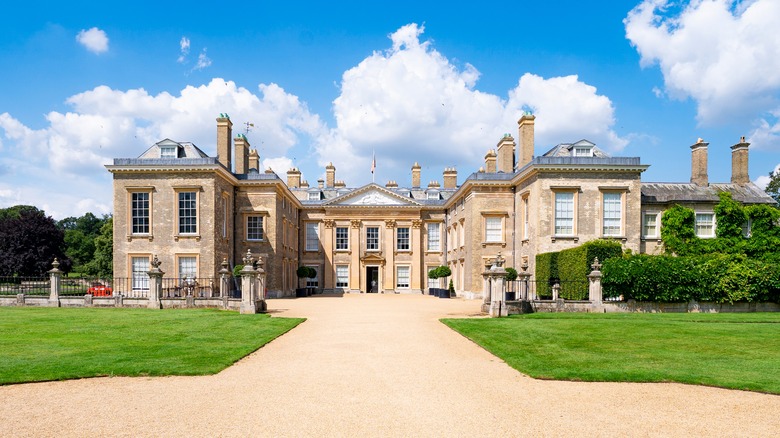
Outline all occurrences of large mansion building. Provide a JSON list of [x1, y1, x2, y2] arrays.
[[107, 114, 775, 298]]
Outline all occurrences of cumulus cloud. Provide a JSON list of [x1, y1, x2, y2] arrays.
[[76, 27, 109, 54], [754, 162, 780, 190], [0, 79, 324, 218], [326, 23, 626, 184], [625, 0, 780, 131]]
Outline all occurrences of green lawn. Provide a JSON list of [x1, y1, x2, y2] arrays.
[[442, 312, 780, 394], [0, 307, 304, 385]]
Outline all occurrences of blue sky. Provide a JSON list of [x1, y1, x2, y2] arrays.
[[1, 0, 778, 219]]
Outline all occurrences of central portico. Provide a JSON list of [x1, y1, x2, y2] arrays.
[[297, 183, 447, 294]]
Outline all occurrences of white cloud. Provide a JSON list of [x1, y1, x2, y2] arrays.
[[177, 37, 190, 63], [326, 23, 626, 185], [76, 27, 109, 54], [194, 49, 212, 71], [754, 163, 780, 190], [625, 0, 780, 129], [262, 157, 294, 175]]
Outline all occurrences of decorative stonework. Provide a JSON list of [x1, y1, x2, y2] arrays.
[[412, 220, 422, 229], [351, 219, 361, 229], [324, 219, 335, 229], [385, 219, 396, 228]]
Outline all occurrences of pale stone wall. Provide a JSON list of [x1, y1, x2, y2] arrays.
[[112, 172, 221, 280]]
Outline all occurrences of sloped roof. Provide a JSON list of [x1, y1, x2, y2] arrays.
[[641, 182, 775, 204], [542, 140, 611, 158]]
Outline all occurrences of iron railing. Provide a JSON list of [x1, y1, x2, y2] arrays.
[[0, 277, 49, 296]]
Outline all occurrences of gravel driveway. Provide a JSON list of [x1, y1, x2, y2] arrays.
[[1, 294, 778, 437]]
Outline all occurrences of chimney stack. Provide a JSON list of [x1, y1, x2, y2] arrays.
[[334, 180, 346, 188], [386, 180, 398, 188], [300, 180, 310, 188], [287, 167, 301, 188], [484, 149, 497, 173], [411, 162, 421, 188], [731, 137, 750, 185], [248, 149, 259, 171], [690, 138, 709, 187], [216, 114, 233, 171], [325, 162, 336, 188], [234, 134, 250, 174], [443, 167, 458, 189], [427, 180, 440, 189], [318, 178, 324, 189], [496, 134, 515, 173], [518, 113, 535, 168]]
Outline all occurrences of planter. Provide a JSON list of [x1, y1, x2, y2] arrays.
[[296, 288, 307, 297], [438, 289, 451, 299], [505, 291, 516, 301]]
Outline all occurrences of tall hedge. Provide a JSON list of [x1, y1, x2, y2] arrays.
[[602, 253, 780, 304], [536, 239, 623, 300]]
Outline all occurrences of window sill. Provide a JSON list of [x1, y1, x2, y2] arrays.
[[641, 237, 661, 241], [481, 241, 506, 248], [601, 235, 627, 243], [425, 250, 442, 255], [174, 235, 201, 242], [551, 235, 578, 243], [127, 234, 153, 242]]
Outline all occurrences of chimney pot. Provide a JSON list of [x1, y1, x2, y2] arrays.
[[731, 137, 750, 185], [216, 115, 233, 171], [690, 138, 709, 187]]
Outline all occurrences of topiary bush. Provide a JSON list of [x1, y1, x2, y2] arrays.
[[537, 240, 623, 300]]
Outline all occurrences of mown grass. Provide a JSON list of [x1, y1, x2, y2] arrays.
[[442, 312, 780, 394], [0, 307, 304, 385]]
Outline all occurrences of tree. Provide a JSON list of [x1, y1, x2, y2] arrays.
[[85, 217, 113, 277], [59, 212, 110, 274], [0, 206, 71, 276], [765, 168, 780, 205], [505, 267, 518, 282]]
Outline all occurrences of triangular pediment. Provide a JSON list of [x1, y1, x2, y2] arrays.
[[325, 184, 420, 207]]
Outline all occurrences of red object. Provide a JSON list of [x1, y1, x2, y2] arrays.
[[88, 284, 113, 297]]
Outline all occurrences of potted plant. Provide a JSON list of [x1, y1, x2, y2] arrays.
[[436, 266, 452, 298], [505, 267, 518, 301], [296, 266, 312, 297]]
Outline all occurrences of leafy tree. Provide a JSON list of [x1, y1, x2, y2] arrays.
[[505, 267, 518, 281], [0, 206, 71, 276], [765, 168, 780, 205], [59, 212, 110, 274], [85, 217, 113, 277]]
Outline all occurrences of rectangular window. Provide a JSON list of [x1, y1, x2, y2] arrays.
[[306, 266, 319, 288], [696, 213, 715, 238], [603, 192, 622, 236], [573, 147, 592, 157], [178, 192, 197, 234], [222, 197, 228, 238], [160, 146, 177, 158], [336, 265, 349, 288], [247, 216, 264, 241], [336, 227, 349, 250], [305, 222, 319, 251], [555, 192, 574, 235], [308, 191, 320, 200], [643, 212, 658, 238], [178, 256, 197, 280], [523, 196, 529, 239], [131, 257, 149, 292], [742, 219, 752, 238], [131, 192, 149, 234], [397, 227, 410, 250], [366, 227, 379, 250], [396, 266, 410, 289], [485, 217, 502, 242], [427, 223, 440, 251]]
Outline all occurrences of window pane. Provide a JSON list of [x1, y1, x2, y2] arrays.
[[603, 193, 622, 236], [643, 213, 657, 237], [178, 257, 197, 279], [397, 227, 410, 250], [555, 192, 574, 235], [247, 216, 264, 240], [131, 192, 149, 234], [306, 223, 319, 251], [485, 217, 502, 242], [131, 257, 149, 291], [336, 227, 349, 250], [160, 146, 176, 158], [396, 266, 410, 288], [695, 213, 714, 237], [427, 267, 438, 289], [366, 227, 379, 250], [306, 266, 319, 288], [427, 223, 440, 251], [178, 192, 197, 234], [336, 265, 349, 288]]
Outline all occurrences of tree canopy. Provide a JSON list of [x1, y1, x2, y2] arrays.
[[765, 168, 780, 205], [0, 206, 71, 276]]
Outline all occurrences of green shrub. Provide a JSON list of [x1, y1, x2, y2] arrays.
[[537, 240, 622, 300], [535, 252, 557, 298], [505, 267, 518, 282], [232, 264, 244, 277]]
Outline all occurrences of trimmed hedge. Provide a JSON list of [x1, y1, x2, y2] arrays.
[[536, 240, 623, 300], [602, 253, 780, 303]]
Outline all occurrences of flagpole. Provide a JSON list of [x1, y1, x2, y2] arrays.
[[371, 150, 376, 183]]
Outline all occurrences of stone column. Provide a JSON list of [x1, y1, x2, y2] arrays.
[[255, 255, 267, 312], [518, 261, 531, 301], [488, 253, 508, 317], [240, 249, 259, 314], [383, 220, 395, 293], [48, 258, 62, 307], [219, 258, 231, 309], [147, 255, 164, 309], [411, 220, 423, 293], [350, 220, 361, 293], [588, 257, 603, 307], [323, 220, 335, 291], [552, 282, 560, 301]]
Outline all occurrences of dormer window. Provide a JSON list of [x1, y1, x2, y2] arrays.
[[308, 191, 321, 201], [160, 146, 177, 158], [573, 146, 592, 157], [427, 191, 439, 200]]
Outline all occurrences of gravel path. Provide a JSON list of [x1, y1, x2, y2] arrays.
[[1, 294, 778, 437]]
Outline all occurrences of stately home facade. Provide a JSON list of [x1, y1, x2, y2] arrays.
[[107, 114, 775, 298]]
